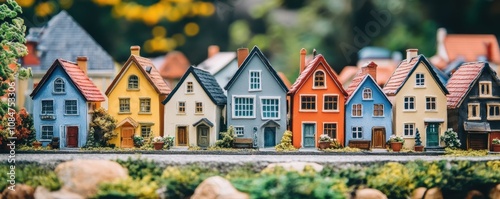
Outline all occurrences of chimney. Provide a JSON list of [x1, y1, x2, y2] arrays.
[[436, 28, 449, 62], [208, 45, 220, 58], [485, 42, 493, 61], [313, 49, 317, 58], [130, 45, 140, 56], [77, 56, 88, 75], [300, 48, 307, 73], [406, 49, 418, 63], [237, 48, 249, 67], [362, 61, 377, 81]]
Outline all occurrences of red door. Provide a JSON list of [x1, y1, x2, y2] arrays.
[[66, 127, 79, 148]]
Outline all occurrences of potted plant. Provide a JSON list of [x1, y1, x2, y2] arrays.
[[414, 129, 424, 152], [389, 135, 404, 152], [318, 134, 332, 150], [163, 135, 175, 149], [133, 135, 144, 148], [33, 140, 42, 149], [152, 136, 164, 150], [492, 138, 500, 152]]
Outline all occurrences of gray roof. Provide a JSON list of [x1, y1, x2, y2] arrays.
[[197, 52, 236, 75], [27, 11, 114, 71]]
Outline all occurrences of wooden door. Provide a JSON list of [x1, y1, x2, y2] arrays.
[[372, 128, 385, 148], [264, 127, 276, 147], [468, 134, 488, 150], [177, 127, 187, 146], [66, 126, 78, 148], [303, 124, 315, 148], [121, 127, 134, 148], [197, 125, 209, 147], [426, 123, 439, 147]]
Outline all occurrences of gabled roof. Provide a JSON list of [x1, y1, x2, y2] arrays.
[[116, 117, 139, 128], [444, 34, 500, 64], [383, 55, 449, 95], [158, 51, 190, 80], [28, 11, 114, 70], [288, 54, 347, 96], [345, 74, 392, 105], [197, 52, 236, 75], [224, 46, 288, 92], [163, 66, 226, 105], [30, 59, 105, 102], [446, 62, 499, 108], [193, 118, 214, 127], [106, 55, 171, 95]]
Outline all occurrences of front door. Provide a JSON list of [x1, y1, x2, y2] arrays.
[[177, 127, 188, 146], [372, 128, 385, 148], [468, 133, 488, 150], [426, 123, 439, 147], [197, 125, 209, 147], [66, 126, 78, 148], [121, 127, 134, 148], [303, 124, 315, 148], [264, 127, 276, 147]]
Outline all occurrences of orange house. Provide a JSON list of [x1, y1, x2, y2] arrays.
[[288, 49, 347, 148]]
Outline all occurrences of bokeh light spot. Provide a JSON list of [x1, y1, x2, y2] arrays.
[[184, 22, 199, 37]]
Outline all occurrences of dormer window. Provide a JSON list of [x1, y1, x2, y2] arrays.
[[249, 70, 261, 91], [415, 73, 425, 87], [479, 81, 492, 97], [362, 88, 372, 100], [128, 75, 139, 89], [186, 82, 193, 93], [54, 78, 65, 93], [314, 70, 325, 88]]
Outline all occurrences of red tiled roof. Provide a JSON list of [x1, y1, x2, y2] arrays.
[[159, 51, 190, 80], [345, 71, 369, 97], [277, 72, 291, 89], [446, 62, 485, 108], [338, 66, 358, 85], [383, 56, 420, 95], [444, 35, 500, 65]]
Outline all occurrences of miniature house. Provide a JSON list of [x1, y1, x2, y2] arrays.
[[105, 46, 171, 148], [344, 62, 393, 149], [225, 46, 289, 148], [163, 66, 226, 148], [383, 49, 449, 150], [447, 62, 500, 150], [30, 57, 105, 148], [288, 49, 347, 148]]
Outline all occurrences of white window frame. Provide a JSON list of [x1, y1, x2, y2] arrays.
[[177, 101, 186, 114], [53, 78, 65, 93], [232, 95, 256, 118], [186, 81, 194, 94], [299, 94, 317, 112], [373, 104, 384, 117], [425, 96, 437, 111], [313, 70, 326, 89], [403, 123, 415, 137], [468, 103, 481, 120], [362, 88, 372, 100], [139, 98, 151, 113], [323, 122, 337, 139], [479, 81, 492, 97], [64, 99, 78, 115], [234, 126, 245, 137], [323, 94, 339, 112], [195, 101, 204, 114], [249, 70, 261, 91], [352, 126, 363, 139], [41, 100, 54, 115], [351, 104, 363, 117], [487, 103, 500, 120], [41, 125, 54, 140], [415, 73, 425, 87], [260, 97, 280, 120], [404, 96, 416, 111]]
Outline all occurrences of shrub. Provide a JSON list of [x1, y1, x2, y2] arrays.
[[95, 176, 159, 199], [0, 164, 61, 191], [367, 162, 415, 199], [159, 166, 219, 198], [116, 158, 164, 181], [440, 128, 461, 149], [133, 135, 144, 147], [89, 108, 117, 147], [215, 126, 235, 148], [275, 130, 298, 152]]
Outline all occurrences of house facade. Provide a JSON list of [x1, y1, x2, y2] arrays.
[[225, 46, 288, 148], [344, 62, 393, 149], [106, 46, 171, 148], [447, 62, 500, 150], [163, 66, 226, 148], [30, 57, 105, 148], [384, 49, 449, 149], [197, 45, 238, 92], [288, 49, 347, 148]]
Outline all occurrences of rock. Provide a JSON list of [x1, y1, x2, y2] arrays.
[[491, 184, 500, 199], [191, 176, 249, 199], [54, 159, 128, 198], [1, 184, 34, 199], [352, 188, 387, 199], [33, 186, 84, 199], [411, 187, 443, 199], [263, 162, 323, 172]]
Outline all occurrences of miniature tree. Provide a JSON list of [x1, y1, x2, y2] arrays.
[[275, 130, 298, 152], [415, 128, 422, 146], [215, 126, 235, 148], [441, 128, 461, 149], [89, 107, 117, 147]]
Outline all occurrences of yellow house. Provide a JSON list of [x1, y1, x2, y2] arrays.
[[384, 49, 449, 150], [105, 46, 171, 148]]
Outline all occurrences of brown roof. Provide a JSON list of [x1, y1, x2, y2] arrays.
[[31, 59, 105, 102], [106, 55, 171, 95], [158, 51, 190, 80], [338, 66, 358, 85], [277, 72, 292, 89], [446, 62, 486, 108], [444, 34, 500, 65]]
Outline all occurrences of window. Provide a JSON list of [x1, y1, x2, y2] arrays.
[[186, 82, 193, 93], [373, 104, 384, 116], [140, 98, 151, 113], [300, 96, 316, 111], [41, 100, 54, 114], [487, 104, 500, 120], [352, 104, 362, 117], [233, 96, 255, 117], [141, 126, 151, 139], [178, 102, 185, 113], [119, 98, 130, 113], [235, 127, 244, 137], [249, 71, 261, 91], [415, 73, 425, 86], [362, 88, 372, 100], [54, 78, 65, 93], [426, 97, 436, 110], [323, 95, 338, 111], [468, 103, 480, 120], [261, 98, 279, 119], [324, 123, 337, 139], [352, 127, 362, 139], [404, 123, 415, 137], [195, 102, 203, 114], [479, 81, 492, 97], [128, 75, 139, 89], [314, 71, 325, 88], [41, 126, 54, 140], [404, 97, 415, 110], [65, 100, 77, 115]]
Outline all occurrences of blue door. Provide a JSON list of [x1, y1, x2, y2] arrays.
[[303, 124, 315, 148], [264, 127, 276, 147]]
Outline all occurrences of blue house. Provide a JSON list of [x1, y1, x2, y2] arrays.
[[30, 57, 105, 148], [344, 62, 393, 149], [225, 46, 289, 148]]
